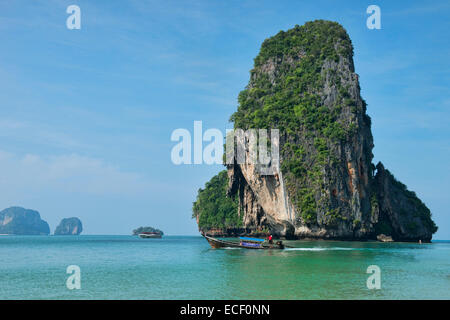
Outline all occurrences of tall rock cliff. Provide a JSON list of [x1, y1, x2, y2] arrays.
[[193, 20, 437, 242]]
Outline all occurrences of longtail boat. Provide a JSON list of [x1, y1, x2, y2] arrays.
[[203, 235, 285, 250]]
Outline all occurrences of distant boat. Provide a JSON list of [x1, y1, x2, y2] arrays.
[[138, 232, 162, 239], [203, 235, 285, 250]]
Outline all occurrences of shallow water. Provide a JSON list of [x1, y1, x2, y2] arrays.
[[0, 235, 448, 299]]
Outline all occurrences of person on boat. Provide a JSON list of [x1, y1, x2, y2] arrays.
[[267, 234, 273, 245]]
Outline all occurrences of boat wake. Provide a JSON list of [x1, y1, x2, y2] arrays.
[[284, 247, 356, 251]]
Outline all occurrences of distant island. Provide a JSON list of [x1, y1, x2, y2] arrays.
[[54, 217, 83, 235], [192, 20, 437, 242], [132, 226, 164, 236], [0, 207, 50, 235]]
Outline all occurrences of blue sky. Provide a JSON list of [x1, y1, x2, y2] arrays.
[[0, 0, 448, 238]]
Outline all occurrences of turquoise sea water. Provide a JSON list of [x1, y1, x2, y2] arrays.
[[0, 235, 449, 299]]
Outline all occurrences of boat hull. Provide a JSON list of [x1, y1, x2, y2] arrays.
[[139, 233, 162, 239], [203, 235, 284, 250]]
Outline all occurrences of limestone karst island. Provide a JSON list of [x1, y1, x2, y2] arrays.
[[54, 217, 83, 235], [0, 207, 84, 236], [0, 207, 50, 235], [193, 20, 438, 242]]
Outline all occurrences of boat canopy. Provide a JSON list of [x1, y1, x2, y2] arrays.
[[239, 237, 264, 242]]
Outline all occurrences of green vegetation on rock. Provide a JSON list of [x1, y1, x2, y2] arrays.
[[132, 226, 164, 235], [192, 171, 242, 230]]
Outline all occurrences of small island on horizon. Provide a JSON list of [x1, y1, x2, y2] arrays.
[[132, 226, 164, 238], [54, 217, 83, 235], [0, 207, 50, 235]]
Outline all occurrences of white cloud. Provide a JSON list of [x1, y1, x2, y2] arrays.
[[0, 151, 152, 197], [0, 118, 92, 151]]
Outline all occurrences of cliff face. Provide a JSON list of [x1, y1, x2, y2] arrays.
[[54, 217, 83, 235], [223, 20, 437, 241], [0, 207, 50, 235], [372, 163, 437, 241]]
